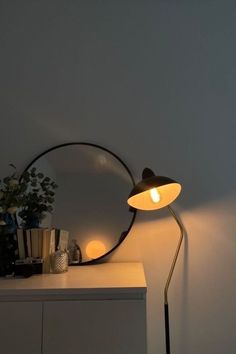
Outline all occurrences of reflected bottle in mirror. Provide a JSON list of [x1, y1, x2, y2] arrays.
[[68, 239, 82, 264]]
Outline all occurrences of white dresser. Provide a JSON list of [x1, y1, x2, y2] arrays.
[[0, 262, 147, 354]]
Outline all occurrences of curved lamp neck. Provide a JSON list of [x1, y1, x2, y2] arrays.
[[164, 205, 184, 304]]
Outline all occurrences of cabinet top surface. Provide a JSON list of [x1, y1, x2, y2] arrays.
[[0, 262, 146, 301]]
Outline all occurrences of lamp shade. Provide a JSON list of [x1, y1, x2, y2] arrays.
[[127, 168, 181, 211]]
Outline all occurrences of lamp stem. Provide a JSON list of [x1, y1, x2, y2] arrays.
[[164, 205, 184, 354]]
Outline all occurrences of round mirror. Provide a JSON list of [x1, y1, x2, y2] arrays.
[[20, 143, 136, 264]]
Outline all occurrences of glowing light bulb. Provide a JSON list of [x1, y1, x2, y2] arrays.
[[86, 240, 106, 259], [150, 188, 161, 203]]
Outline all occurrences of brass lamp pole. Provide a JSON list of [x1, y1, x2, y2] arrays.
[[127, 168, 184, 354]]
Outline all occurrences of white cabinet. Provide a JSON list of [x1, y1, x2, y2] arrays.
[[43, 299, 146, 354], [0, 263, 147, 354], [0, 302, 42, 354]]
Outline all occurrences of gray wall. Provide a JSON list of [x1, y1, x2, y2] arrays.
[[1, 1, 236, 353]]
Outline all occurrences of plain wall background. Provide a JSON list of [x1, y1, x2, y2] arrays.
[[1, 1, 236, 353]]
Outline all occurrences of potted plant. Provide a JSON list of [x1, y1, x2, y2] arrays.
[[0, 164, 25, 275], [0, 165, 58, 275]]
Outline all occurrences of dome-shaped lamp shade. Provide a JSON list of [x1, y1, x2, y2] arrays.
[[127, 169, 181, 211]]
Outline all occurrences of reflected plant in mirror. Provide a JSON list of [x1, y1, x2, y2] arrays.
[[18, 167, 58, 229]]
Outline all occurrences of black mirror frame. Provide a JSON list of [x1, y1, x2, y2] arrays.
[[20, 142, 137, 265]]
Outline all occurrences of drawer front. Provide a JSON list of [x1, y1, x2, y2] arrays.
[[0, 301, 42, 354], [43, 299, 146, 354]]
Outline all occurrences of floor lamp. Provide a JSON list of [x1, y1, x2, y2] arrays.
[[127, 167, 184, 354]]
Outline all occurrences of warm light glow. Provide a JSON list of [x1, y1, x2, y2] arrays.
[[86, 240, 106, 259], [98, 154, 107, 166], [150, 188, 161, 203]]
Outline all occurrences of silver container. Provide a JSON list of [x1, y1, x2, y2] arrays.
[[50, 250, 68, 273]]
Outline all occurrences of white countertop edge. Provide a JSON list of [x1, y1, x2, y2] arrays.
[[0, 262, 147, 301]]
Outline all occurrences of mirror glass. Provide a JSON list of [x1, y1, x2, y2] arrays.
[[20, 143, 136, 264]]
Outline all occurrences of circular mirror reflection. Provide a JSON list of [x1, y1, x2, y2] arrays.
[[20, 143, 136, 264]]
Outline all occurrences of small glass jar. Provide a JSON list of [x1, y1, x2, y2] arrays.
[[50, 250, 68, 274]]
